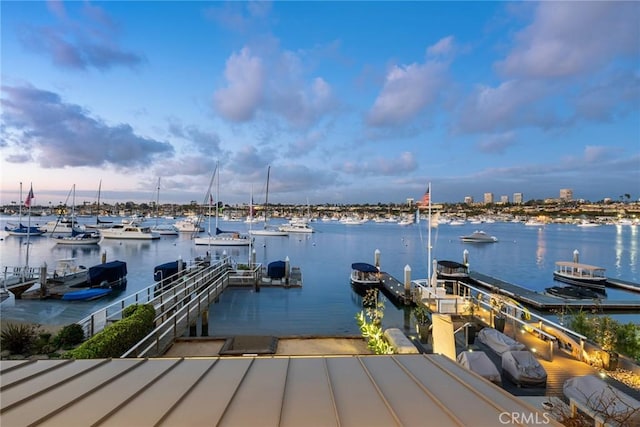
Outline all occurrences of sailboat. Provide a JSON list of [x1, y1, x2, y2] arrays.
[[55, 185, 101, 245], [4, 182, 44, 236], [85, 180, 113, 230], [250, 166, 288, 236], [150, 178, 178, 236], [1, 182, 42, 298], [194, 163, 252, 246]]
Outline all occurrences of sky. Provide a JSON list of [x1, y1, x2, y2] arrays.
[[1, 1, 639, 207]]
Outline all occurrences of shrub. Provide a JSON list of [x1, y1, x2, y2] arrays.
[[1, 323, 41, 354], [65, 304, 156, 359], [53, 324, 85, 349]]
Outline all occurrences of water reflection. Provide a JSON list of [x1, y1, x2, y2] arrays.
[[535, 227, 546, 267]]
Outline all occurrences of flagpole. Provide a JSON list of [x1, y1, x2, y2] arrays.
[[427, 182, 432, 284]]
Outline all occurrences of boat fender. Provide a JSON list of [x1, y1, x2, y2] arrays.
[[99, 280, 109, 288]]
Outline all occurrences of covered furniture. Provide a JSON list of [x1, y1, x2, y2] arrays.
[[563, 375, 640, 427], [457, 350, 501, 384], [477, 327, 525, 355], [501, 350, 547, 387]]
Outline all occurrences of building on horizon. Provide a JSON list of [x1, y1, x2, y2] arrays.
[[464, 196, 473, 204], [483, 192, 494, 204], [500, 195, 509, 204], [560, 189, 573, 201], [513, 192, 523, 204]]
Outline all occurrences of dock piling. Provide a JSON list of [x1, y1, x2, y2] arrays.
[[404, 265, 411, 302]]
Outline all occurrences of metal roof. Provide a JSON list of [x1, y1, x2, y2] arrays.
[[0, 354, 559, 427]]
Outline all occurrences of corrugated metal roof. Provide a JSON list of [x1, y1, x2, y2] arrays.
[[0, 355, 559, 427]]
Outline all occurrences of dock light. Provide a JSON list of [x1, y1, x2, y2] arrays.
[[531, 348, 537, 353], [521, 329, 526, 334], [599, 372, 607, 379]]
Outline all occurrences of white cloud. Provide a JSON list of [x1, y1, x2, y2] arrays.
[[497, 2, 640, 78], [213, 47, 265, 122]]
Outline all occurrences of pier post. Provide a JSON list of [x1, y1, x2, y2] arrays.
[[285, 256, 290, 287], [101, 251, 107, 264], [573, 249, 579, 263], [178, 256, 183, 275], [374, 249, 381, 269], [251, 249, 256, 267], [39, 263, 47, 298], [404, 265, 411, 302], [463, 249, 469, 267], [201, 310, 209, 336]]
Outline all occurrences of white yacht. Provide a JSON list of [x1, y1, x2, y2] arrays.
[[278, 221, 314, 233], [100, 224, 160, 240]]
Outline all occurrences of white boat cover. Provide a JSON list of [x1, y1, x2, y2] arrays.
[[501, 350, 547, 387], [477, 327, 525, 355], [456, 351, 501, 384], [563, 375, 640, 425]]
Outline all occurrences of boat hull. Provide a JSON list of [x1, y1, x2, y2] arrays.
[[552, 272, 607, 290]]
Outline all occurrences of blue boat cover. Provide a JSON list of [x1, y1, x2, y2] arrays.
[[351, 262, 378, 273], [267, 261, 286, 279], [62, 288, 112, 301], [88, 260, 127, 287], [154, 261, 181, 281]]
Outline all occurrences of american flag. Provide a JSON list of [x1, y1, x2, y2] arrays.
[[421, 186, 430, 206], [24, 184, 34, 208]]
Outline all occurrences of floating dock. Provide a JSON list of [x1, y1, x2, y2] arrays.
[[466, 272, 640, 312], [606, 277, 640, 293], [379, 272, 412, 306]]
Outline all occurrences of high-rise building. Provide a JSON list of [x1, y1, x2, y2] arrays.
[[560, 189, 573, 201], [500, 195, 509, 204], [513, 193, 523, 204], [483, 192, 494, 204], [464, 196, 473, 204]]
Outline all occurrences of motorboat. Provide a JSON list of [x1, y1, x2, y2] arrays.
[[459, 230, 498, 243], [174, 217, 204, 233], [48, 258, 89, 287], [39, 218, 84, 234], [278, 221, 314, 233], [87, 260, 127, 289], [350, 262, 381, 292], [54, 230, 101, 245], [545, 285, 603, 299], [194, 228, 253, 246], [4, 223, 45, 236], [99, 224, 160, 240], [435, 260, 469, 281], [553, 261, 607, 290]]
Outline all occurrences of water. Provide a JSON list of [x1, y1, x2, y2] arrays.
[[1, 216, 638, 335]]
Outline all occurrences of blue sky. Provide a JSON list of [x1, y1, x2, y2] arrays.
[[1, 1, 639, 206]]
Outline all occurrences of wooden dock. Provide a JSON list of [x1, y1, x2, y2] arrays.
[[379, 272, 412, 306], [606, 277, 640, 293], [467, 272, 640, 312]]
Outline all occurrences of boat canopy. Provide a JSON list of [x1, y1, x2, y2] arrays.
[[88, 260, 127, 287], [351, 263, 378, 273], [267, 261, 286, 279], [154, 260, 182, 282]]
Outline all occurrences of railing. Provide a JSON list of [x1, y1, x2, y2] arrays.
[[120, 267, 230, 358], [413, 278, 590, 361], [77, 257, 232, 339]]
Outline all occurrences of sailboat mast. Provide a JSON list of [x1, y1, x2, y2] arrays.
[[264, 166, 271, 227], [427, 182, 432, 283], [156, 177, 161, 227], [96, 179, 102, 225], [25, 182, 32, 269], [18, 182, 23, 226]]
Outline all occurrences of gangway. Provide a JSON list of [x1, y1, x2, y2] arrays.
[[77, 257, 232, 339]]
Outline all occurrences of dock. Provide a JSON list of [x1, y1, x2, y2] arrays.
[[466, 272, 640, 312], [606, 277, 640, 293], [379, 272, 412, 306]]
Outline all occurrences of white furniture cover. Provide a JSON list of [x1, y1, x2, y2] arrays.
[[563, 375, 640, 425], [457, 350, 502, 384], [477, 327, 525, 355], [501, 350, 547, 387]]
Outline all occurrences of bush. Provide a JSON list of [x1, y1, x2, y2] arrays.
[[53, 324, 85, 349], [65, 304, 156, 359], [1, 323, 41, 354]]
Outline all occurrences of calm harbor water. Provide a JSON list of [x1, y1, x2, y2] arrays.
[[1, 216, 638, 335]]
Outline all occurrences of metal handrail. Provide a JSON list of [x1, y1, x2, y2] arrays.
[[120, 268, 229, 358], [77, 257, 231, 338]]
